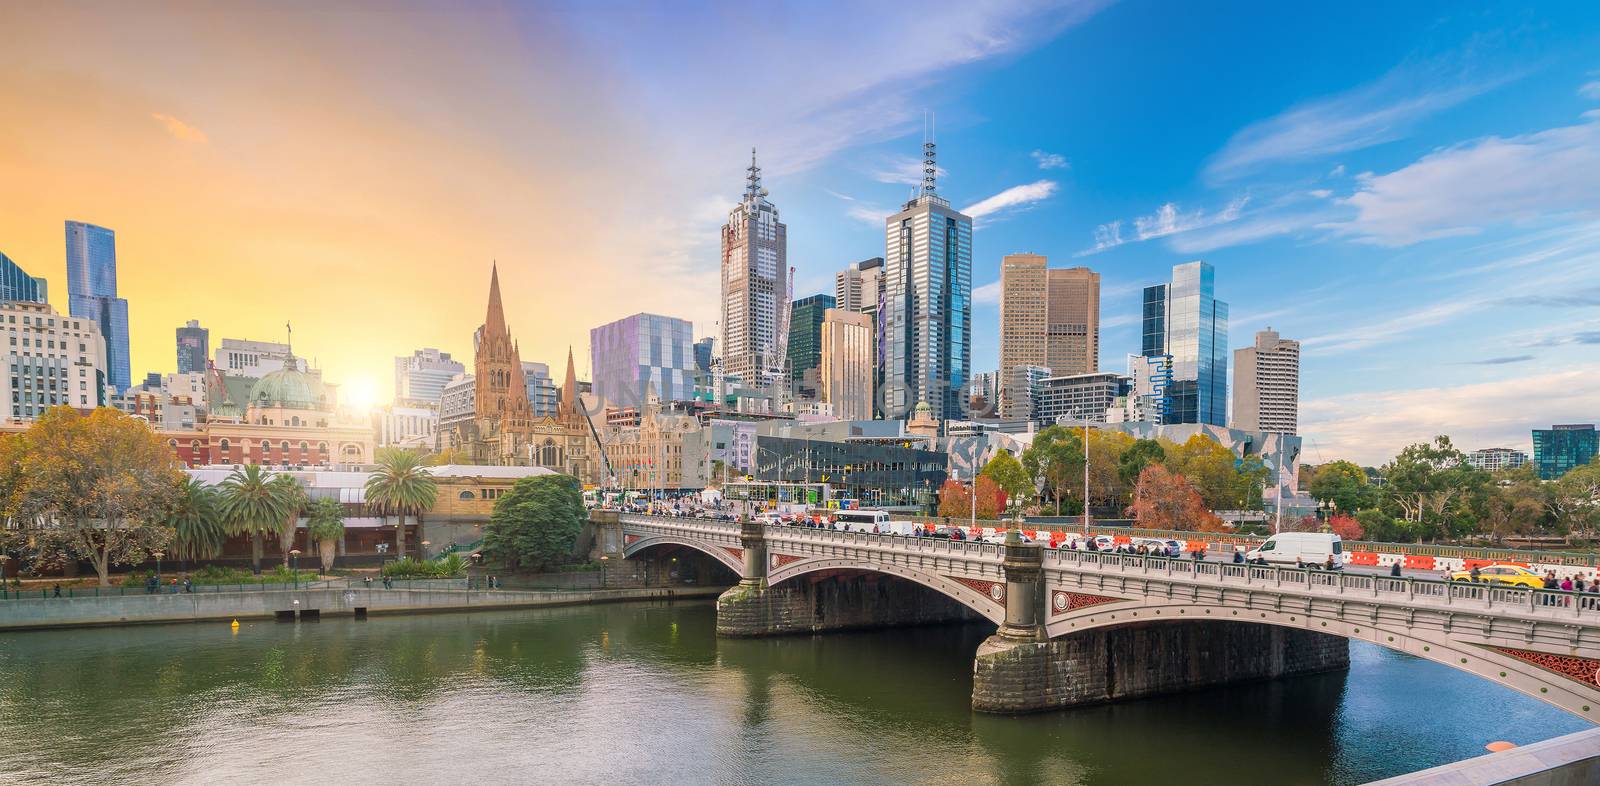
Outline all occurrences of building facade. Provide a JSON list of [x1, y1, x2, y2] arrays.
[[1232, 328, 1300, 434], [522, 361, 559, 417], [752, 434, 947, 509], [217, 338, 300, 377], [64, 220, 130, 392], [0, 251, 47, 304], [1036, 372, 1129, 426], [394, 348, 464, 406], [881, 139, 972, 422], [1141, 261, 1228, 426], [1001, 364, 1052, 424], [835, 257, 884, 315], [720, 150, 788, 390], [176, 319, 208, 374], [787, 293, 835, 399], [590, 312, 696, 410], [1000, 254, 1101, 416], [604, 390, 700, 491], [1533, 424, 1598, 480], [198, 358, 375, 467], [819, 307, 873, 421], [0, 300, 107, 420], [1466, 447, 1529, 473]]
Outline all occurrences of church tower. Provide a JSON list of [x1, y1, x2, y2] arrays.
[[474, 264, 534, 441]]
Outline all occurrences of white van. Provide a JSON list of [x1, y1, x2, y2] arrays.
[[1245, 532, 1344, 569]]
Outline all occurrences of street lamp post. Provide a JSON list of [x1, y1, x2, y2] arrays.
[[152, 550, 164, 590], [420, 540, 432, 561], [1055, 411, 1093, 536], [288, 549, 301, 588]]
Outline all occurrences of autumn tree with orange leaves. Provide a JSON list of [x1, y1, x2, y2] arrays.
[[1128, 464, 1224, 532]]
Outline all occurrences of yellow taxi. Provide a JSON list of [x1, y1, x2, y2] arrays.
[[1448, 564, 1545, 588]]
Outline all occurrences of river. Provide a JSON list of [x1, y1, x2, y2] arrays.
[[0, 599, 1588, 785]]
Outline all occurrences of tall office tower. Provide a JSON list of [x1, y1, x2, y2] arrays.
[[1141, 261, 1228, 426], [997, 254, 1100, 417], [881, 133, 972, 421], [787, 294, 835, 399], [522, 361, 559, 417], [719, 149, 788, 389], [1232, 328, 1300, 434], [176, 319, 209, 374], [65, 221, 131, 391], [0, 251, 47, 303], [819, 308, 874, 421], [590, 312, 696, 408], [393, 347, 466, 405], [693, 337, 715, 373], [835, 257, 884, 315], [1532, 424, 1598, 480]]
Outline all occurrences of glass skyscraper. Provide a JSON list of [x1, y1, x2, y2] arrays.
[[176, 319, 209, 374], [1141, 261, 1228, 426], [0, 251, 47, 304], [590, 313, 696, 409], [787, 293, 835, 397], [65, 221, 131, 392], [1532, 424, 1597, 480]]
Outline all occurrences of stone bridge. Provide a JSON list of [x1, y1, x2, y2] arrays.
[[597, 512, 1600, 717]]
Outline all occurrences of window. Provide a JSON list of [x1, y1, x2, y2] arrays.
[[459, 490, 475, 500]]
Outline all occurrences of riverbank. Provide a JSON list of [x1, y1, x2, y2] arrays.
[[0, 583, 729, 632]]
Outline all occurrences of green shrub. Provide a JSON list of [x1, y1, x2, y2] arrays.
[[382, 553, 468, 578]]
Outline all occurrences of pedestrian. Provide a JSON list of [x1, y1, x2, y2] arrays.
[[52, 583, 61, 598], [1390, 562, 1402, 578], [1295, 557, 1304, 569], [1325, 556, 1336, 571], [183, 577, 193, 593], [1562, 577, 1574, 592], [1469, 565, 1481, 582], [1232, 550, 1244, 564]]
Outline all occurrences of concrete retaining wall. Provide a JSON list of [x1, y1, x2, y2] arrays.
[[0, 585, 726, 631], [1366, 727, 1600, 785], [717, 574, 981, 637], [972, 620, 1350, 713]]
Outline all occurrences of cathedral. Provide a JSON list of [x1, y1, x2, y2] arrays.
[[442, 265, 601, 484]]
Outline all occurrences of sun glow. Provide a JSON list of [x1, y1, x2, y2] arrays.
[[343, 375, 380, 412]]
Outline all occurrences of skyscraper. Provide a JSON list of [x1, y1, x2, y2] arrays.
[[820, 308, 874, 421], [522, 361, 559, 417], [590, 313, 696, 409], [65, 220, 130, 391], [176, 319, 209, 375], [1532, 424, 1597, 480], [835, 257, 884, 315], [0, 251, 47, 304], [393, 347, 466, 405], [720, 149, 788, 389], [881, 134, 972, 422], [1233, 328, 1300, 434], [787, 293, 835, 399], [1141, 261, 1228, 426]]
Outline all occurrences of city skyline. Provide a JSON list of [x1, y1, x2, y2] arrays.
[[2, 2, 1598, 464]]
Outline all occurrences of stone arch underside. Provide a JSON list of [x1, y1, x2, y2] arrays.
[[622, 535, 744, 576], [768, 558, 1006, 626]]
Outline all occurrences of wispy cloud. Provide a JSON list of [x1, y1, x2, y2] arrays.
[[1080, 196, 1248, 255], [1498, 286, 1600, 308], [962, 179, 1058, 220], [973, 280, 1001, 305], [846, 203, 890, 225], [1581, 81, 1600, 100], [1030, 149, 1069, 170], [1463, 354, 1535, 365], [151, 112, 207, 143], [1205, 60, 1511, 182]]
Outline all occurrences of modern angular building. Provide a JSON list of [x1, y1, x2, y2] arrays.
[[393, 347, 465, 406], [1036, 372, 1130, 427], [1232, 328, 1300, 434], [0, 251, 47, 304], [176, 319, 209, 375], [998, 253, 1099, 415], [881, 137, 972, 422], [590, 312, 696, 409], [787, 293, 835, 399], [1533, 424, 1598, 480], [1141, 261, 1228, 426], [720, 149, 788, 390], [65, 220, 131, 392]]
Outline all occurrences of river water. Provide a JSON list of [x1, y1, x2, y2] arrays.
[[0, 599, 1588, 785]]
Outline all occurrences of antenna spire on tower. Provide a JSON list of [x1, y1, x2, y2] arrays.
[[922, 111, 938, 197], [746, 147, 763, 200]]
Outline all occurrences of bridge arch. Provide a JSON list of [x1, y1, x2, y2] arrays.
[[1046, 600, 1600, 719], [769, 558, 1006, 626], [621, 535, 744, 576]]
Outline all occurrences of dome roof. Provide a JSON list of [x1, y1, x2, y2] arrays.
[[249, 365, 326, 410]]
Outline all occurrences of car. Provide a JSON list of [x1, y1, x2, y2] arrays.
[[1449, 564, 1544, 588]]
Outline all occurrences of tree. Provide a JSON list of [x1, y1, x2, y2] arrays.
[[169, 477, 225, 563], [1165, 435, 1262, 511], [1380, 436, 1488, 542], [1021, 426, 1083, 515], [979, 450, 1031, 509], [938, 476, 1007, 520], [1356, 509, 1409, 543], [1548, 459, 1600, 539], [218, 465, 286, 574], [1086, 430, 1135, 509], [13, 407, 181, 586], [482, 474, 585, 572], [1482, 468, 1547, 544], [306, 497, 346, 572], [1326, 513, 1364, 541], [1118, 439, 1165, 489], [270, 474, 308, 567], [1309, 460, 1373, 513], [427, 447, 474, 466], [936, 478, 971, 519], [366, 447, 438, 559], [1128, 464, 1223, 532]]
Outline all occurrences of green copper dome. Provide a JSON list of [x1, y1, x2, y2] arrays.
[[249, 365, 326, 410]]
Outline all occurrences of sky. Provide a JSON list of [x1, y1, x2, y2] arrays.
[[1, 1, 1598, 465]]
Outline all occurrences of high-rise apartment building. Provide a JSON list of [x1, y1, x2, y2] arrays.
[[720, 150, 788, 389], [819, 308, 874, 421], [590, 312, 696, 409], [1533, 424, 1598, 480], [1232, 328, 1300, 434], [522, 361, 559, 417], [835, 257, 884, 315], [1141, 261, 1228, 426], [393, 347, 465, 406], [998, 254, 1100, 417], [176, 319, 209, 374], [1465, 447, 1529, 473], [0, 251, 47, 304], [881, 137, 972, 422], [0, 300, 108, 419], [787, 294, 835, 399], [65, 220, 130, 392]]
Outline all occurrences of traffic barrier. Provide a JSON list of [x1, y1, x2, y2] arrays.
[[1348, 552, 1379, 566]]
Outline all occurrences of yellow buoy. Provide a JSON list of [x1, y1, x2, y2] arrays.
[[230, 619, 240, 629]]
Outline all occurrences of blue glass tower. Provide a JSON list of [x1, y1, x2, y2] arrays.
[[65, 221, 131, 392], [0, 251, 48, 304], [1141, 261, 1228, 426]]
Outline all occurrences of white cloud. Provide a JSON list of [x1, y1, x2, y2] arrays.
[[869, 155, 945, 187], [846, 203, 890, 225], [1081, 196, 1248, 254], [1030, 149, 1069, 169], [1308, 189, 1332, 199], [1328, 113, 1600, 246], [1581, 81, 1600, 100], [1205, 62, 1508, 182], [972, 280, 1001, 305], [961, 179, 1058, 219], [151, 112, 207, 143], [1301, 365, 1600, 465]]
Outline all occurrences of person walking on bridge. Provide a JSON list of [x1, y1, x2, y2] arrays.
[[1390, 562, 1402, 578]]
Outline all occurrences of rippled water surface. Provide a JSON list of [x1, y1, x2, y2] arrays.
[[0, 600, 1588, 785]]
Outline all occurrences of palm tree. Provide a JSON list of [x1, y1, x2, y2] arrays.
[[365, 448, 437, 559], [270, 474, 308, 568], [307, 497, 345, 573], [219, 465, 287, 574], [168, 477, 225, 566]]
